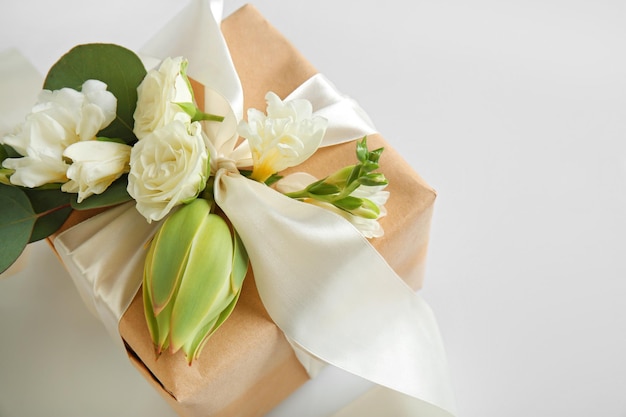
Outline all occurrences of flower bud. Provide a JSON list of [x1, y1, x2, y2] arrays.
[[143, 198, 248, 364]]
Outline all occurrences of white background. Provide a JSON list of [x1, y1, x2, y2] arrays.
[[1, 1, 625, 416]]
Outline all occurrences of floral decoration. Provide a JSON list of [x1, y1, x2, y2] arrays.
[[0, 43, 389, 363]]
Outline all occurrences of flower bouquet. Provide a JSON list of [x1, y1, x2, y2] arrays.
[[0, 1, 455, 416]]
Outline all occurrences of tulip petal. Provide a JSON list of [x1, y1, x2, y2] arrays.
[[169, 214, 234, 353], [143, 234, 174, 353], [181, 315, 218, 364], [231, 231, 248, 293], [142, 278, 161, 352], [145, 199, 211, 314], [181, 231, 248, 362]]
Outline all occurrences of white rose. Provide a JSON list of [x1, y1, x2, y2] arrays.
[[0, 80, 117, 188], [133, 57, 194, 140], [238, 92, 327, 183], [61, 141, 132, 203], [127, 120, 208, 222]]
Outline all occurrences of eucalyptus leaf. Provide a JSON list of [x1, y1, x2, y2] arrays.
[[71, 176, 132, 210], [0, 184, 36, 273], [44, 43, 147, 144], [23, 188, 72, 242], [2, 144, 19, 158]]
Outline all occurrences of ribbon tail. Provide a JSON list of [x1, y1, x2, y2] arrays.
[[53, 203, 161, 345], [215, 172, 456, 416]]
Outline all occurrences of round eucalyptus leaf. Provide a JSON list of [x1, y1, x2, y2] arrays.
[[23, 188, 72, 242], [0, 184, 36, 273], [44, 43, 147, 144], [70, 176, 132, 210]]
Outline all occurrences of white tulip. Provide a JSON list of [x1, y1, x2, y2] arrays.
[[77, 80, 117, 141], [61, 141, 132, 203], [238, 92, 327, 183], [127, 121, 208, 223], [0, 80, 117, 188], [2, 153, 68, 188], [133, 57, 194, 140]]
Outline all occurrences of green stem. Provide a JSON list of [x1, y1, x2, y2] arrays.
[[193, 110, 224, 123], [36, 203, 72, 218]]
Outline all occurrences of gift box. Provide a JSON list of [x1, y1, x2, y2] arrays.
[[46, 4, 439, 417]]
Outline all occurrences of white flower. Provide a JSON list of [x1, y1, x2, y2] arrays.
[[276, 172, 389, 238], [0, 80, 117, 188], [133, 57, 194, 140], [61, 141, 132, 203], [127, 120, 208, 223], [77, 80, 117, 140], [238, 92, 327, 183], [2, 153, 68, 188]]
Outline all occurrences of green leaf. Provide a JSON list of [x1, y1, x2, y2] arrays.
[[71, 176, 132, 210], [0, 184, 36, 273], [23, 188, 72, 242], [1, 144, 19, 159], [44, 43, 147, 144], [0, 145, 7, 161]]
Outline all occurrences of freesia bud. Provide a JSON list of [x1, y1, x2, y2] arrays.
[[143, 198, 248, 364]]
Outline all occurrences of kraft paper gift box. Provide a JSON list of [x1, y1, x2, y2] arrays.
[[47, 4, 437, 417]]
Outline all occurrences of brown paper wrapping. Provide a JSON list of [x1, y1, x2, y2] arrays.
[[50, 4, 436, 417]]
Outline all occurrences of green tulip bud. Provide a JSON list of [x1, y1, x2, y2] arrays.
[[143, 198, 248, 364]]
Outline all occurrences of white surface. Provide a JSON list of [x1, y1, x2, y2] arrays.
[[1, 1, 625, 416]]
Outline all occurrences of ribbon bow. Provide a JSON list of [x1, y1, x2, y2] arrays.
[[54, 0, 456, 415]]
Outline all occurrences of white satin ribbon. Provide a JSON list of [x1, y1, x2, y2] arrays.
[[287, 74, 377, 147], [54, 203, 161, 341], [51, 0, 456, 415], [0, 49, 42, 137]]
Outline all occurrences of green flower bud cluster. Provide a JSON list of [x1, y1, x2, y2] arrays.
[[143, 197, 248, 364], [285, 137, 387, 219]]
